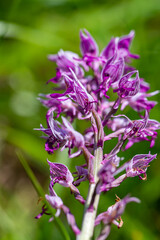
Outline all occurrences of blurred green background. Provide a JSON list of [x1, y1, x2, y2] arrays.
[[0, 0, 160, 239]]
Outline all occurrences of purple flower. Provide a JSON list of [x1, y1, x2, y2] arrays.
[[117, 31, 139, 59], [101, 38, 118, 60], [80, 29, 99, 57], [126, 153, 157, 179], [50, 68, 95, 114], [35, 111, 85, 157], [101, 56, 124, 86], [121, 112, 160, 148], [47, 160, 85, 204], [121, 90, 159, 112], [35, 114, 68, 154], [104, 111, 159, 150], [48, 49, 84, 81], [73, 165, 88, 186], [99, 55, 124, 97], [114, 70, 140, 99], [98, 154, 126, 192], [38, 95, 77, 121], [45, 184, 80, 235], [47, 160, 74, 187], [62, 116, 85, 158], [95, 195, 140, 240], [95, 195, 140, 226], [106, 116, 128, 131], [123, 112, 148, 139], [101, 31, 139, 61], [45, 184, 63, 217], [35, 29, 159, 239]]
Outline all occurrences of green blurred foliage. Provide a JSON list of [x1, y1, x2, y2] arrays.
[[0, 0, 160, 239]]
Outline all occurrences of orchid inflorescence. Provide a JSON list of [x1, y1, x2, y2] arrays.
[[35, 29, 159, 240]]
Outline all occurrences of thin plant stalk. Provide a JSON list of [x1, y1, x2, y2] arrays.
[[77, 111, 104, 240]]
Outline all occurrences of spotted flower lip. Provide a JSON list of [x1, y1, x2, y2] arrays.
[[80, 29, 99, 56], [114, 70, 140, 99]]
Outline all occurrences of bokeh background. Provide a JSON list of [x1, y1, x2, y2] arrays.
[[0, 0, 160, 239]]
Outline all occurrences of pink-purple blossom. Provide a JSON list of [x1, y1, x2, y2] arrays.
[[35, 29, 159, 239]]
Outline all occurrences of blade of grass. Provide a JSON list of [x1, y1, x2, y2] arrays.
[[16, 150, 70, 240]]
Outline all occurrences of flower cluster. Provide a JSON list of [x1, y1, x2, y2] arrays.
[[36, 29, 159, 240]]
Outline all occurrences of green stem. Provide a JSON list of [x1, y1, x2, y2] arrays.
[[16, 150, 70, 240], [77, 147, 102, 240], [77, 111, 104, 240]]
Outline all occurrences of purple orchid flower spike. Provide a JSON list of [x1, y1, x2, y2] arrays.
[[95, 195, 140, 240], [114, 70, 140, 99], [126, 153, 157, 180], [35, 30, 159, 240], [80, 29, 99, 57]]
